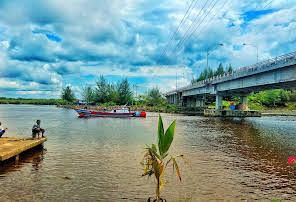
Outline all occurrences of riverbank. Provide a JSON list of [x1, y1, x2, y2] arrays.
[[261, 110, 296, 116], [57, 104, 296, 116], [56, 104, 179, 113], [251, 103, 296, 116], [0, 98, 69, 105], [1, 98, 296, 116]]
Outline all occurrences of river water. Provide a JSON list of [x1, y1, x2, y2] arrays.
[[0, 105, 296, 201]]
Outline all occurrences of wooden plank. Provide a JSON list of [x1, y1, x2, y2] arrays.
[[0, 137, 47, 161]]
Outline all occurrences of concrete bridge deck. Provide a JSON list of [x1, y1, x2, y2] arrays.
[[165, 51, 296, 114], [0, 137, 47, 162]]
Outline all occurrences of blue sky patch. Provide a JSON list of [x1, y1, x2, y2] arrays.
[[32, 29, 62, 42], [242, 9, 276, 22], [45, 33, 62, 42]]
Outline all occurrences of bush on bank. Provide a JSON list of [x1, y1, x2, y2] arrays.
[[0, 98, 70, 105]]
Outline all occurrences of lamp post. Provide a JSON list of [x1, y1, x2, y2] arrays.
[[243, 43, 259, 63], [206, 43, 224, 69]]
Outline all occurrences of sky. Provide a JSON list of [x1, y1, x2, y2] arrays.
[[0, 0, 295, 98]]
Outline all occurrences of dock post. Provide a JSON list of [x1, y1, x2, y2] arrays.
[[15, 154, 19, 162]]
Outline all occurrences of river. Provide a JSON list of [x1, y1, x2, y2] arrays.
[[0, 105, 296, 201]]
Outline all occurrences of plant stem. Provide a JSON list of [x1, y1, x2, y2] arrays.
[[156, 177, 160, 202]]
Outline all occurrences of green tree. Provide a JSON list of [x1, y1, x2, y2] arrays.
[[117, 78, 133, 105], [107, 83, 118, 103], [208, 68, 214, 78], [95, 75, 109, 103], [197, 68, 209, 81], [61, 86, 76, 102], [215, 63, 224, 76], [147, 88, 165, 106], [227, 64, 233, 73], [288, 89, 296, 102], [250, 89, 290, 107], [82, 86, 95, 103]]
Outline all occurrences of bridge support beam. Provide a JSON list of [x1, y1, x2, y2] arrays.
[[215, 94, 223, 110], [240, 95, 248, 111], [173, 94, 177, 104], [196, 99, 204, 107]]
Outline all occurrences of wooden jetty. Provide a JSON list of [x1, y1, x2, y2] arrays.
[[204, 109, 261, 117], [0, 137, 47, 162]]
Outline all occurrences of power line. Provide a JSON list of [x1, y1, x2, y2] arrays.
[[173, 0, 220, 54], [187, 0, 230, 47], [165, 0, 213, 57], [160, 0, 224, 88], [262, 0, 274, 9], [160, 0, 199, 58], [153, 1, 200, 84]]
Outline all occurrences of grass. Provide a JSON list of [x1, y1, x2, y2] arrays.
[[0, 98, 70, 105]]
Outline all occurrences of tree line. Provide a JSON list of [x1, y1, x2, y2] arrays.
[[61, 76, 166, 106], [249, 89, 296, 108], [60, 75, 296, 110], [192, 63, 233, 83]]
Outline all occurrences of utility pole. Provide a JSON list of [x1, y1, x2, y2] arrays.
[[135, 85, 138, 97], [206, 43, 223, 70], [175, 72, 178, 90], [133, 84, 138, 98], [243, 43, 259, 63], [206, 49, 209, 69]]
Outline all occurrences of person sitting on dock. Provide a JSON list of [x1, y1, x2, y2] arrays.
[[32, 120, 45, 139], [0, 122, 8, 138]]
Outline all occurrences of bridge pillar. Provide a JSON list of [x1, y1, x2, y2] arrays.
[[215, 94, 223, 110], [196, 99, 202, 107], [240, 96, 248, 111], [196, 96, 206, 108]]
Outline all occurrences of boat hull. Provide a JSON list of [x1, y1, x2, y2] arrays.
[[75, 109, 146, 118]]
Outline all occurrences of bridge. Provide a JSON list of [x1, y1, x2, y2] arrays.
[[165, 51, 296, 112]]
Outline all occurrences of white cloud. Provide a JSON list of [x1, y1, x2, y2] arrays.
[[0, 0, 295, 97], [80, 65, 192, 78]]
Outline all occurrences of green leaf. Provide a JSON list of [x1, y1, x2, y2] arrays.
[[149, 144, 160, 159], [151, 144, 158, 154], [161, 120, 176, 157], [157, 115, 164, 156]]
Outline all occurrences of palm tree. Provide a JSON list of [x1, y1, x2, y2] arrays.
[[141, 115, 184, 201]]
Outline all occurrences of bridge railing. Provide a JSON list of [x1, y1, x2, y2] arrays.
[[191, 51, 296, 87], [213, 51, 296, 83]]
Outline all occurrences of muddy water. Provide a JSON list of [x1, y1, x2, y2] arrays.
[[0, 105, 296, 201]]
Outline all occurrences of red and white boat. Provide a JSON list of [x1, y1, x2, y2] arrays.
[[75, 107, 146, 118]]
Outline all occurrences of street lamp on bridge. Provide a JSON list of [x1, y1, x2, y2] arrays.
[[243, 43, 259, 63], [206, 43, 224, 69]]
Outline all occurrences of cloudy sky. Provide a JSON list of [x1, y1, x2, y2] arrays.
[[0, 0, 295, 98]]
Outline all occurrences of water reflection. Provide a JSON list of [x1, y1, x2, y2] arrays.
[[199, 118, 296, 199], [211, 118, 296, 177], [0, 146, 46, 175]]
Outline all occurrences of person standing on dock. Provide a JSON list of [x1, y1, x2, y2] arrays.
[[32, 120, 45, 139], [0, 122, 8, 138]]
